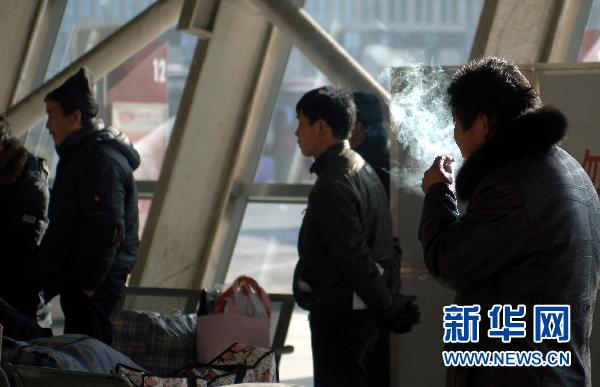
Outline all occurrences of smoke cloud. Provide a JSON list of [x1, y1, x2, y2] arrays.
[[383, 65, 462, 196]]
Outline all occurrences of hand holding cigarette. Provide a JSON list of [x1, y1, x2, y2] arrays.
[[421, 155, 455, 194]]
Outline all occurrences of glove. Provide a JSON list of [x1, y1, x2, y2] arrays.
[[380, 294, 420, 334]]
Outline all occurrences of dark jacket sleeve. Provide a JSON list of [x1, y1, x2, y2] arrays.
[[12, 158, 49, 250], [314, 180, 392, 311], [73, 151, 126, 290], [4, 158, 49, 292], [386, 238, 402, 295], [419, 179, 531, 292]]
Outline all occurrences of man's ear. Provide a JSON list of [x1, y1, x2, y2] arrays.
[[473, 113, 492, 139], [315, 118, 325, 130], [70, 109, 83, 128], [316, 118, 328, 135]]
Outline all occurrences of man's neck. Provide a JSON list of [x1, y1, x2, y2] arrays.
[[313, 139, 344, 161]]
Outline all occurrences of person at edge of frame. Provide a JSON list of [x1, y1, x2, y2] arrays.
[[0, 114, 51, 337], [420, 56, 600, 387]]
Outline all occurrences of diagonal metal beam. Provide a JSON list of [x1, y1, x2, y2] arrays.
[[470, 0, 579, 63], [251, 0, 389, 104], [130, 0, 289, 289], [16, 0, 67, 100], [6, 0, 184, 137], [0, 1, 44, 113]]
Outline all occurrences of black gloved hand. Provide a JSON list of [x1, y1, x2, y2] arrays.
[[380, 294, 420, 334]]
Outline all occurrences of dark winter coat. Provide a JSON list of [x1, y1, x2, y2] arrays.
[[419, 107, 600, 386], [293, 142, 397, 319], [0, 139, 49, 318], [42, 125, 140, 298]]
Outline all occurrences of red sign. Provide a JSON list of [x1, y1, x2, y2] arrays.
[[582, 148, 600, 195], [108, 41, 168, 104], [579, 30, 600, 62]]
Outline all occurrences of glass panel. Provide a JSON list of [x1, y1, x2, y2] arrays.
[[226, 203, 303, 292], [24, 25, 197, 181], [138, 197, 152, 238], [254, 0, 485, 183], [254, 49, 321, 185], [24, 0, 156, 175], [107, 29, 197, 181], [45, 0, 157, 80], [578, 0, 600, 62], [22, 120, 56, 173], [225, 203, 312, 385]]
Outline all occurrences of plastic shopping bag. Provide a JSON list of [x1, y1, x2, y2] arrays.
[[196, 276, 271, 363]]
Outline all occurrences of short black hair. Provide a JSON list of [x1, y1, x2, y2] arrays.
[[353, 91, 383, 127], [296, 86, 356, 140], [353, 91, 387, 143], [448, 57, 541, 132]]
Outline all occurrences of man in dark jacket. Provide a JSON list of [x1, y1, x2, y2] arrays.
[[349, 91, 398, 386], [0, 115, 49, 319], [420, 57, 600, 386], [350, 91, 390, 197], [41, 68, 140, 345], [292, 86, 419, 387]]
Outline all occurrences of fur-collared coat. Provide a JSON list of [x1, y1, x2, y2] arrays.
[[0, 139, 49, 318], [419, 107, 600, 386]]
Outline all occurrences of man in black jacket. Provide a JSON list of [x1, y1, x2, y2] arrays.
[[350, 91, 390, 197], [349, 91, 397, 386], [420, 57, 600, 386], [292, 86, 418, 387], [41, 68, 140, 345], [0, 115, 49, 320]]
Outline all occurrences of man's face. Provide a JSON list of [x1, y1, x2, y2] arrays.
[[349, 121, 366, 149], [295, 111, 321, 158], [45, 100, 80, 146], [453, 110, 488, 159]]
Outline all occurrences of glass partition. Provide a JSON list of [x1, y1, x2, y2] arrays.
[[254, 0, 484, 184], [578, 0, 600, 62], [22, 0, 197, 240]]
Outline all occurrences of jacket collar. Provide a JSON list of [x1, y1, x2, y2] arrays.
[[56, 124, 97, 157], [456, 106, 568, 201], [0, 138, 28, 186], [310, 141, 348, 175]]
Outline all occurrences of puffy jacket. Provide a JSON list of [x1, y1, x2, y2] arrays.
[[0, 138, 49, 317], [293, 142, 397, 318], [42, 124, 140, 296], [419, 107, 600, 386]]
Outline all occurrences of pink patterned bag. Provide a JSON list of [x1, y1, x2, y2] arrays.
[[192, 343, 277, 385], [118, 343, 277, 386], [196, 276, 272, 363]]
